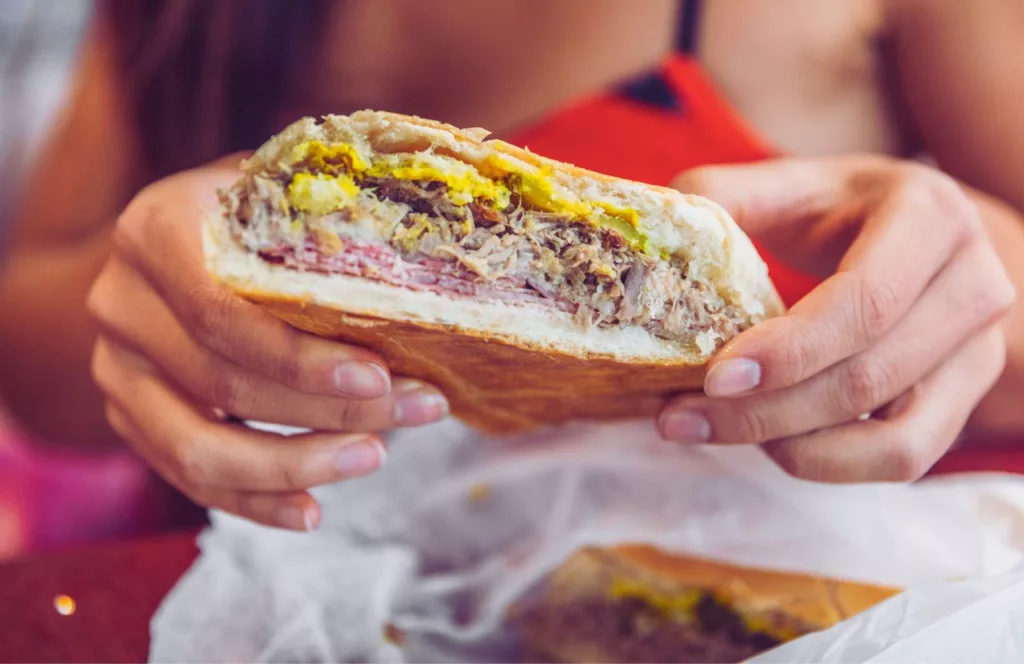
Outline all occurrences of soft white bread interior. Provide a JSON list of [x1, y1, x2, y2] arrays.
[[209, 220, 720, 360]]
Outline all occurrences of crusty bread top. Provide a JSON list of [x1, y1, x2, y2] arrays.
[[242, 110, 784, 320]]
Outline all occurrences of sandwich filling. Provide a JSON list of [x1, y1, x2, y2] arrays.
[[512, 555, 815, 663], [221, 139, 757, 350], [515, 591, 785, 663]]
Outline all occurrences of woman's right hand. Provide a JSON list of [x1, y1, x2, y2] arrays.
[[87, 162, 449, 530]]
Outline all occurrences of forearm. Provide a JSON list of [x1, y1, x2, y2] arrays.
[[0, 230, 120, 448], [964, 187, 1024, 441]]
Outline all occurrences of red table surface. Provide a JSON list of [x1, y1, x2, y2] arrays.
[[1, 448, 1022, 663]]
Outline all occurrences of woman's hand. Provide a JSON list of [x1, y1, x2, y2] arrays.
[[87, 162, 449, 530], [659, 156, 1016, 482]]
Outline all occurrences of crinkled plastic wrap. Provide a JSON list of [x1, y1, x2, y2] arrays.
[[150, 420, 1024, 663]]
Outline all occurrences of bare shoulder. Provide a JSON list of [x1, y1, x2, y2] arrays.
[[886, 0, 1024, 26], [11, 15, 141, 248], [699, 0, 902, 157], [884, 0, 1024, 210]]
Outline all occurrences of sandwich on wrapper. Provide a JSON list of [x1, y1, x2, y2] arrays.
[[509, 545, 899, 663], [205, 111, 783, 433]]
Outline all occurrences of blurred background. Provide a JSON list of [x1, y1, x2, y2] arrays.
[[1, 0, 87, 561], [1, 2, 203, 561], [0, 0, 89, 237]]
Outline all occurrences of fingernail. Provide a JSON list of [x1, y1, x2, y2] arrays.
[[660, 410, 712, 443], [303, 508, 318, 532], [705, 358, 761, 397], [333, 362, 390, 398], [394, 382, 449, 427], [334, 439, 386, 478], [276, 504, 315, 531]]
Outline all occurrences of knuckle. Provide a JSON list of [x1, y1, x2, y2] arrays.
[[838, 355, 897, 415], [931, 177, 982, 240], [103, 403, 132, 440], [113, 196, 159, 261], [985, 269, 1017, 318], [208, 369, 251, 416], [228, 493, 261, 520], [181, 485, 217, 510], [671, 166, 715, 195], [842, 157, 899, 200], [775, 329, 814, 385], [90, 339, 124, 400], [174, 437, 214, 487], [85, 263, 120, 330], [732, 406, 773, 444], [898, 166, 981, 242], [884, 432, 930, 482], [85, 279, 107, 325], [269, 343, 305, 390], [766, 441, 818, 481], [190, 286, 236, 349], [970, 280, 1015, 324], [90, 343, 111, 393], [330, 399, 366, 431], [273, 460, 310, 492], [855, 273, 900, 337]]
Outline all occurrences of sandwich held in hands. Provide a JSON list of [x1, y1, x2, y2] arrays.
[[206, 111, 782, 433]]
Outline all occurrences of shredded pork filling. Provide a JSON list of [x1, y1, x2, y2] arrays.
[[221, 168, 752, 346]]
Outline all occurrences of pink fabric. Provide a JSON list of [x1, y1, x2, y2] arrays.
[[0, 426, 152, 560]]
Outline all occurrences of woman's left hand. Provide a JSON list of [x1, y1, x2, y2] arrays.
[[658, 156, 1016, 482]]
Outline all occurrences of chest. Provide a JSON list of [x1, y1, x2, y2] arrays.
[[697, 0, 911, 157]]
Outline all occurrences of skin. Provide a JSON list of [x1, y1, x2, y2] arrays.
[[660, 159, 1014, 482], [2, 0, 1024, 528]]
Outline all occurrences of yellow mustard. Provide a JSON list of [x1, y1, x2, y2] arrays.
[[285, 140, 651, 254], [609, 578, 703, 618], [607, 578, 800, 643], [287, 172, 360, 216], [290, 140, 369, 174]]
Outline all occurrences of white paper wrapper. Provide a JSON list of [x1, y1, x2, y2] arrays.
[[149, 420, 1024, 663]]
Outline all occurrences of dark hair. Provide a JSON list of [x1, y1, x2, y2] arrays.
[[103, 0, 334, 180]]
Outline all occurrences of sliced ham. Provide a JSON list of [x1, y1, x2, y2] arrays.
[[260, 238, 576, 313]]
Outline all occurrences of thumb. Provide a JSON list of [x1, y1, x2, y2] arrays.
[[671, 157, 873, 238]]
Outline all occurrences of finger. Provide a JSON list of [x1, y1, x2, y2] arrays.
[[90, 259, 447, 430], [673, 157, 857, 242], [689, 164, 980, 396], [195, 487, 322, 532], [112, 172, 391, 399], [673, 157, 972, 261], [93, 336, 388, 492], [660, 240, 1014, 444], [763, 325, 1006, 484], [105, 402, 321, 531]]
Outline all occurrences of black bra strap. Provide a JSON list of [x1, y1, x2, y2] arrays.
[[612, 0, 699, 111], [676, 0, 703, 54]]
